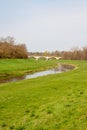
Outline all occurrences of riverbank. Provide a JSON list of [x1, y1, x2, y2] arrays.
[[0, 60, 87, 130], [0, 63, 75, 83], [0, 59, 58, 81]]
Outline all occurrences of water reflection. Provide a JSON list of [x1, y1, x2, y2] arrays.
[[0, 64, 74, 83], [25, 69, 61, 80]]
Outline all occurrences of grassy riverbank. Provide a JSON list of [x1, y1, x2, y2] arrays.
[[0, 59, 57, 81], [0, 60, 87, 130]]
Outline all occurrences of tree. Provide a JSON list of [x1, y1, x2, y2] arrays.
[[0, 36, 28, 59]]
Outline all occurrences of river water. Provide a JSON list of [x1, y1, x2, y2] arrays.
[[0, 64, 74, 83]]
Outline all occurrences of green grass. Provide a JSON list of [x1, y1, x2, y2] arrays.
[[0, 60, 87, 130], [0, 59, 57, 80]]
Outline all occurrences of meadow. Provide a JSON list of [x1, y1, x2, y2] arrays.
[[0, 59, 57, 81], [0, 59, 87, 130]]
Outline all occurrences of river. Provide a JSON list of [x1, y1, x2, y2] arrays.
[[0, 64, 74, 83]]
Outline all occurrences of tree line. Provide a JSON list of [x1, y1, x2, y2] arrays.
[[0, 36, 87, 60], [61, 47, 87, 60], [0, 36, 28, 59], [29, 46, 87, 60]]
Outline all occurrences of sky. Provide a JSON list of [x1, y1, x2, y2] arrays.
[[0, 0, 87, 52]]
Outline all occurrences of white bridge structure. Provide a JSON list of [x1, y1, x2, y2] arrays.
[[28, 56, 62, 60]]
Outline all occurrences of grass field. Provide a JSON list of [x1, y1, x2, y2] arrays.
[[0, 59, 87, 130], [0, 59, 57, 80]]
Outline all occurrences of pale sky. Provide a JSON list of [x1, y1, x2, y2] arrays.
[[0, 0, 87, 52]]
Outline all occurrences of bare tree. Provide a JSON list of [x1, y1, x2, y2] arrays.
[[0, 37, 28, 59]]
